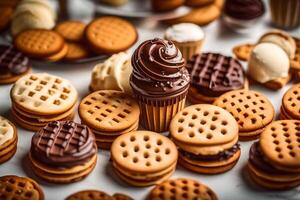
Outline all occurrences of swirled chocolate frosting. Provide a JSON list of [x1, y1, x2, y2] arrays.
[[0, 45, 30, 75], [225, 0, 265, 20], [130, 38, 190, 104], [31, 121, 97, 168]]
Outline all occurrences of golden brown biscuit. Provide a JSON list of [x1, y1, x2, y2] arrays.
[[281, 83, 300, 120], [55, 21, 86, 42], [64, 42, 90, 60], [232, 43, 254, 61]]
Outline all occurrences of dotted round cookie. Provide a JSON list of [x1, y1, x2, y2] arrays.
[[291, 37, 300, 70], [214, 90, 274, 132], [79, 90, 139, 132], [170, 104, 238, 145], [260, 120, 300, 169], [14, 29, 64, 58], [0, 175, 44, 200], [282, 83, 300, 119], [147, 178, 218, 200], [66, 190, 112, 200], [85, 16, 137, 54], [11, 73, 78, 115], [55, 21, 86, 42], [111, 131, 178, 173]]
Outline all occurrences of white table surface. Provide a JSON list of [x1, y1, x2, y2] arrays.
[[1, 1, 300, 199]]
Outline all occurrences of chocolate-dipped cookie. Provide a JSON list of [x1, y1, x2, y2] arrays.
[[186, 53, 247, 104], [130, 38, 190, 132], [29, 121, 97, 183], [0, 45, 31, 84]]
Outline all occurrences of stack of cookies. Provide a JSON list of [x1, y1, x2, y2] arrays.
[[170, 104, 240, 174], [248, 120, 300, 189], [0, 116, 17, 164], [111, 131, 178, 186], [280, 83, 300, 120], [29, 121, 98, 183], [79, 90, 140, 149], [10, 73, 78, 131]]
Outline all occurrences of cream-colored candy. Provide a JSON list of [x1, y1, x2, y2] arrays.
[[90, 52, 132, 94], [0, 117, 14, 146], [248, 43, 290, 83], [165, 23, 204, 43]]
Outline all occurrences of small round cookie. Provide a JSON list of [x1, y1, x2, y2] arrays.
[[64, 42, 90, 60], [46, 43, 68, 62], [232, 43, 254, 61], [14, 29, 65, 58], [66, 190, 113, 200], [85, 16, 138, 54], [185, 0, 215, 7], [0, 175, 44, 200], [214, 90, 275, 140], [111, 131, 178, 186], [281, 83, 300, 120], [0, 116, 18, 164], [0, 45, 31, 84], [147, 178, 218, 200], [54, 21, 86, 42]]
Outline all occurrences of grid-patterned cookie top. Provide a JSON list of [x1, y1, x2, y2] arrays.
[[55, 21, 86, 42], [111, 131, 178, 173], [170, 104, 238, 145], [66, 190, 112, 200], [214, 90, 274, 132], [0, 116, 14, 146], [260, 120, 300, 169], [85, 16, 137, 53], [0, 175, 44, 200], [147, 178, 217, 200], [282, 83, 300, 119], [31, 121, 96, 167], [186, 53, 245, 96], [14, 29, 64, 57], [290, 37, 300, 70], [79, 90, 139, 132], [11, 73, 77, 115]]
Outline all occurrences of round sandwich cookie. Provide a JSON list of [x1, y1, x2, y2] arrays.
[[281, 83, 300, 120], [169, 104, 240, 174], [247, 120, 300, 190], [111, 131, 178, 187], [29, 121, 98, 183], [79, 90, 140, 149], [0, 45, 31, 84], [0, 175, 44, 200], [147, 178, 218, 200], [54, 21, 86, 42], [214, 90, 274, 140], [290, 37, 300, 75], [10, 73, 78, 131], [0, 116, 18, 164], [85, 16, 138, 54], [186, 53, 247, 104], [66, 190, 133, 200]]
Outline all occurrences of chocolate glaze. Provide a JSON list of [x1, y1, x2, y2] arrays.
[[225, 0, 265, 20], [0, 45, 30, 75], [180, 143, 240, 162], [130, 38, 190, 105], [187, 53, 245, 97], [31, 121, 97, 168]]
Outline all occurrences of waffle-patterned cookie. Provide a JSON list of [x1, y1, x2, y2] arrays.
[[187, 53, 245, 97], [85, 16, 137, 54], [11, 73, 77, 115], [0, 116, 14, 146], [214, 90, 274, 140], [0, 175, 44, 200], [232, 43, 254, 61], [147, 178, 218, 200], [79, 90, 139, 132], [55, 21, 86, 42], [66, 190, 112, 200]]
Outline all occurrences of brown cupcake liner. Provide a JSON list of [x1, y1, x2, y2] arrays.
[[173, 40, 204, 61], [139, 97, 186, 133], [270, 0, 300, 29]]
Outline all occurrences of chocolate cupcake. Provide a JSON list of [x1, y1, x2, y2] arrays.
[[130, 38, 190, 132], [223, 0, 265, 33]]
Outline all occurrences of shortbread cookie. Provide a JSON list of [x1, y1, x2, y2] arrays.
[[29, 121, 98, 183], [111, 131, 178, 186], [170, 104, 240, 174], [14, 29, 65, 58], [147, 178, 218, 200], [248, 120, 300, 189], [0, 6, 13, 32], [64, 42, 90, 60], [79, 90, 139, 149], [54, 21, 86, 42], [281, 83, 300, 120], [214, 90, 275, 140], [85, 16, 137, 54], [0, 45, 31, 84], [0, 116, 17, 164], [232, 43, 254, 61], [90, 52, 132, 94], [0, 175, 44, 200]]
